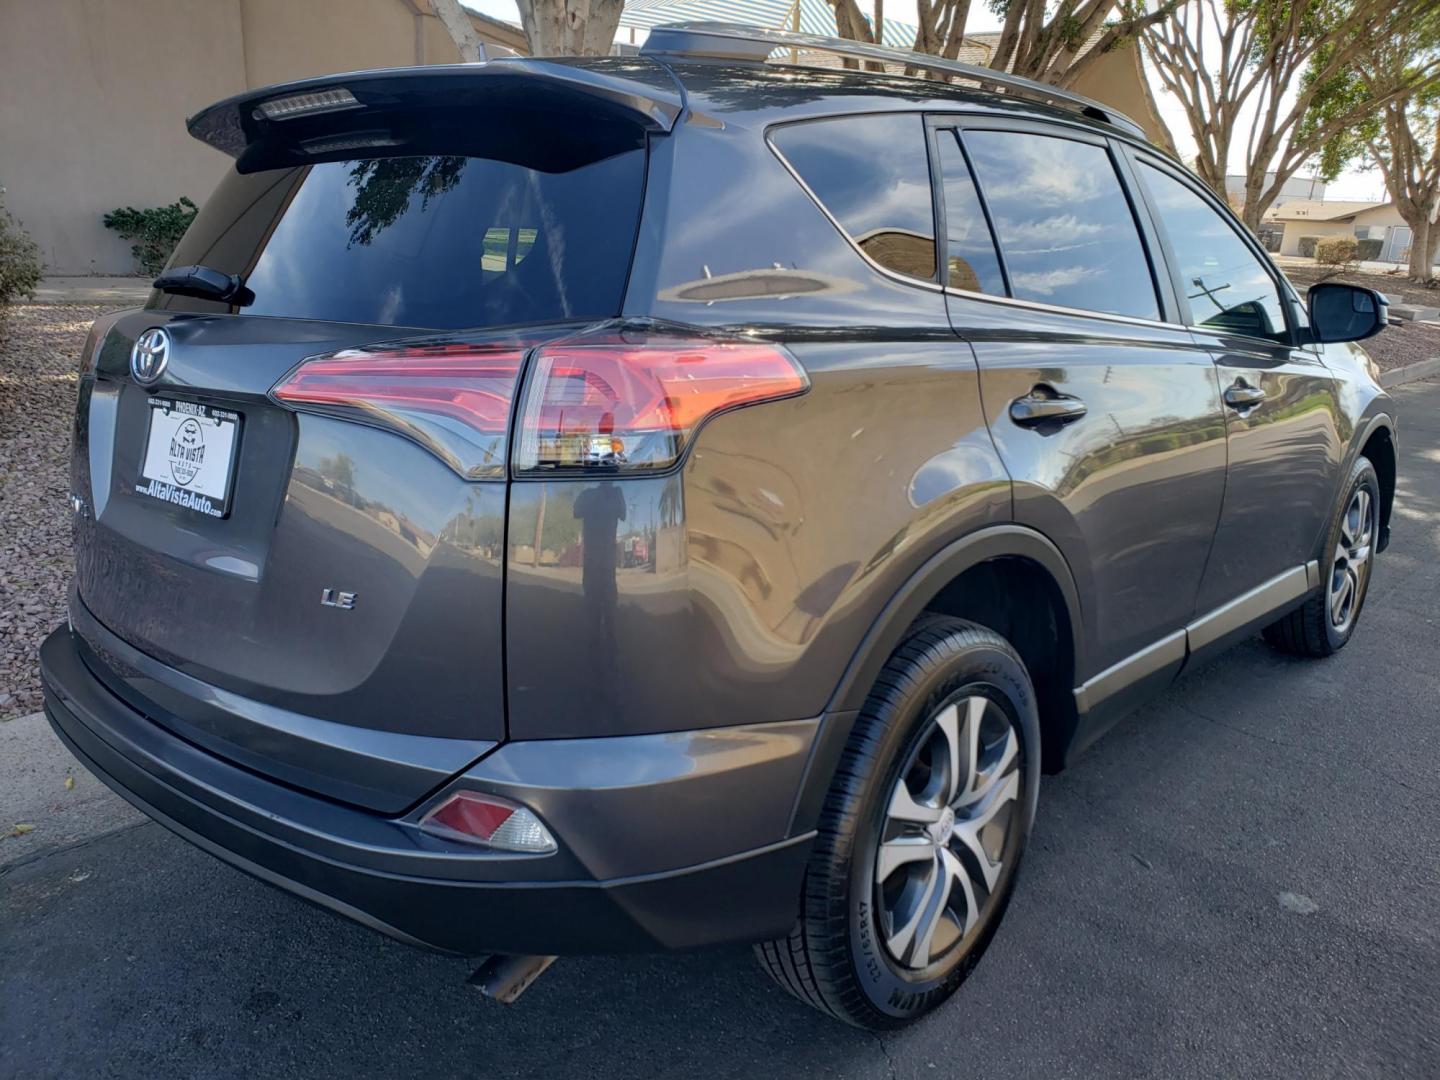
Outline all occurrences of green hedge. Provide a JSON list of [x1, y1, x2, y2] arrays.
[[103, 197, 197, 276]]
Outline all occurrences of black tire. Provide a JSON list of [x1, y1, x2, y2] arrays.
[[755, 617, 1041, 1029], [1264, 456, 1380, 658]]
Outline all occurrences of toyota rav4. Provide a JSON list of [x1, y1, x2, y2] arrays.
[[42, 23, 1397, 1029]]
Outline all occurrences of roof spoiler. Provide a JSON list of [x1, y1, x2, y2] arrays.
[[187, 60, 684, 167]]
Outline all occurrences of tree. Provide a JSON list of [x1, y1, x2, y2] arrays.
[[1350, 14, 1440, 282], [1368, 91, 1440, 282], [430, 0, 622, 59], [824, 0, 1182, 88], [991, 0, 1182, 87], [1141, 0, 1440, 231]]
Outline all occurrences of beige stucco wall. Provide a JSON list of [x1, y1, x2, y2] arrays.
[[0, 0, 522, 275], [1276, 221, 1352, 256], [1, 0, 247, 275], [236, 0, 463, 88], [1067, 41, 1170, 150], [1350, 205, 1405, 230]]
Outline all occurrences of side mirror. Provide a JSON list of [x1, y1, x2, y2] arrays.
[[1308, 283, 1387, 344]]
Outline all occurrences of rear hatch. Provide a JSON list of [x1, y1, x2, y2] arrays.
[[70, 62, 674, 812]]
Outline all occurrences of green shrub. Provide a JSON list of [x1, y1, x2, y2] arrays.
[[1315, 236, 1359, 278], [1355, 237, 1383, 262], [102, 197, 197, 276], [1297, 236, 1320, 258], [0, 187, 44, 309]]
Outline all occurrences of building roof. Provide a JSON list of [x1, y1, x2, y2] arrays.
[[1265, 200, 1389, 222], [620, 0, 919, 46]]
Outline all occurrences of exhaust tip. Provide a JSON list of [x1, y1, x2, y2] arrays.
[[468, 954, 558, 1004]]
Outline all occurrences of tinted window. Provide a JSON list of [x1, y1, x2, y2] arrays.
[[964, 130, 1159, 319], [937, 132, 1005, 295], [153, 151, 645, 330], [773, 115, 937, 282], [1137, 162, 1287, 342]]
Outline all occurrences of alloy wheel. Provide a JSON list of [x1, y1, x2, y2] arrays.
[[1329, 487, 1375, 633], [874, 694, 1021, 971]]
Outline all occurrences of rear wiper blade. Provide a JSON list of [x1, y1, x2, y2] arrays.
[[152, 264, 254, 306]]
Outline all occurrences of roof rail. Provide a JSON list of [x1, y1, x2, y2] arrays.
[[640, 21, 1147, 139]]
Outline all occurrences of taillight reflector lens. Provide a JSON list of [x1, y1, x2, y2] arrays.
[[514, 339, 808, 474], [418, 790, 556, 854], [272, 344, 525, 479]]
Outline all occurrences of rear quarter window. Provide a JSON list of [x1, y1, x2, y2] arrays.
[[770, 114, 938, 284], [152, 149, 646, 330]]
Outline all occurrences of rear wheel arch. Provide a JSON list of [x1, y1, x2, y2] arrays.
[[826, 525, 1086, 719], [919, 556, 1078, 773], [792, 527, 1084, 836], [1357, 419, 1396, 549]]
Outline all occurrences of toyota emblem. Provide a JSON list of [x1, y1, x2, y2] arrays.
[[130, 328, 171, 385]]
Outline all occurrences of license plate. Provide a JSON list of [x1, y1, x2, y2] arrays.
[[135, 398, 241, 518]]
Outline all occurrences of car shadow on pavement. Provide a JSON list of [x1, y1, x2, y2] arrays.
[[1, 822, 894, 1078]]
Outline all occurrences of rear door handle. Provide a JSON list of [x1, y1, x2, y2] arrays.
[[1223, 382, 1267, 408], [1010, 391, 1087, 426]]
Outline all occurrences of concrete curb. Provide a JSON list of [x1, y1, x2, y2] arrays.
[[29, 276, 151, 306], [1379, 357, 1440, 389], [0, 711, 145, 868]]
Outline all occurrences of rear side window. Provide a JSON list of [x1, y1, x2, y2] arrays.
[[1136, 161, 1288, 342], [963, 130, 1159, 320], [153, 150, 646, 330], [771, 114, 937, 283], [935, 132, 1005, 295]]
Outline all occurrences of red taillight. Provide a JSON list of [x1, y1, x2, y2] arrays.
[[514, 338, 808, 474], [272, 343, 526, 479], [271, 331, 808, 479], [417, 790, 556, 853]]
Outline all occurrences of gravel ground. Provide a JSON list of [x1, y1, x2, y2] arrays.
[[1280, 264, 1440, 372], [0, 304, 108, 721]]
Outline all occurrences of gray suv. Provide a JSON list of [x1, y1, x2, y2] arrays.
[[42, 23, 1397, 1029]]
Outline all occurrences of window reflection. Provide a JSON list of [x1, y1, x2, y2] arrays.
[[1138, 162, 1287, 342], [772, 114, 937, 283], [964, 130, 1159, 320], [937, 132, 1005, 295], [157, 150, 645, 329], [343, 156, 467, 247]]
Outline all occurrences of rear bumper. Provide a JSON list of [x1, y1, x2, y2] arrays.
[[40, 625, 816, 956]]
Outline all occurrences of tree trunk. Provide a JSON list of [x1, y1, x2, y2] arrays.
[[430, 0, 484, 62], [513, 0, 625, 57], [1240, 178, 1266, 232], [1408, 217, 1437, 283]]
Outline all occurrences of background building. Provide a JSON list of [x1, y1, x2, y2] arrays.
[[0, 0, 524, 275], [1224, 172, 1328, 210], [1261, 200, 1431, 266]]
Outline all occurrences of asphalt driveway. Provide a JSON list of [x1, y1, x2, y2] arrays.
[[4, 382, 1438, 1080]]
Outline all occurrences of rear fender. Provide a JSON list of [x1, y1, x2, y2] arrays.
[[788, 524, 1085, 834]]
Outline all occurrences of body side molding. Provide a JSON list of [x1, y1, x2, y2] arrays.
[[1074, 562, 1319, 716], [1186, 564, 1313, 653], [1073, 630, 1185, 715]]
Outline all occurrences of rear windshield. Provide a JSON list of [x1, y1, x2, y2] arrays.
[[151, 150, 646, 330]]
